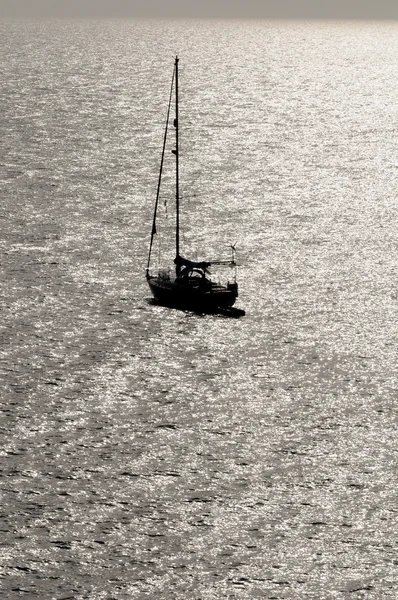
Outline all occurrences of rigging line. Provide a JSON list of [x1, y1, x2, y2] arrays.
[[146, 65, 176, 274]]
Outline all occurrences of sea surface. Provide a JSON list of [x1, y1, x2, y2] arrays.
[[1, 18, 398, 600]]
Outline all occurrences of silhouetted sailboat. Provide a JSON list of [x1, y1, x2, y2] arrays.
[[146, 57, 244, 316]]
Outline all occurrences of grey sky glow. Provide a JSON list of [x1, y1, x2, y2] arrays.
[[0, 0, 397, 19]]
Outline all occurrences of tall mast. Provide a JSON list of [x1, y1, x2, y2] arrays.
[[174, 56, 180, 275]]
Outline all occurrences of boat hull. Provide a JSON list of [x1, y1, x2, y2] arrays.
[[147, 275, 238, 311]]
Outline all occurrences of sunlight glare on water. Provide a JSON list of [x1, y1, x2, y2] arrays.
[[1, 18, 398, 600]]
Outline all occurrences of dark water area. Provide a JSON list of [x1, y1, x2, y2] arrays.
[[1, 18, 398, 599]]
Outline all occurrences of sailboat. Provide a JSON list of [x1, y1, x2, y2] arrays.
[[146, 57, 244, 316]]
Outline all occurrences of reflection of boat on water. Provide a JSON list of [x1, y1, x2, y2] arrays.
[[146, 56, 244, 316]]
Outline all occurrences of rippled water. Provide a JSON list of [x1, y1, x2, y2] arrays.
[[1, 18, 398, 599]]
